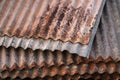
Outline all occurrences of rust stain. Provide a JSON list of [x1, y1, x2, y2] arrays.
[[0, 46, 120, 79], [1, 0, 120, 79], [3, 73, 120, 80], [0, 0, 104, 44], [0, 0, 106, 57], [1, 69, 120, 79]]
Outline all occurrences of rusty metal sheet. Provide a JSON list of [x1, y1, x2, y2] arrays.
[[1, 70, 120, 79], [3, 74, 120, 80], [0, 0, 105, 44], [0, 36, 92, 57], [90, 0, 120, 60], [21, 74, 120, 80], [0, 46, 120, 79], [0, 46, 82, 72]]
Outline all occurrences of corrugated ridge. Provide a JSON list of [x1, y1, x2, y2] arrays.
[[1, 61, 120, 78], [0, 46, 120, 78], [0, 0, 105, 44], [90, 0, 120, 60], [0, 36, 90, 57], [1, 67, 120, 79], [0, 46, 85, 72], [3, 73, 120, 80], [16, 73, 120, 80]]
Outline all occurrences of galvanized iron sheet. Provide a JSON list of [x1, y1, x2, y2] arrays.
[[0, 36, 90, 57], [90, 0, 120, 60]]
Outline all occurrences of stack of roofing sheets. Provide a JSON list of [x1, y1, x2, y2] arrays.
[[0, 0, 105, 57], [0, 0, 120, 79]]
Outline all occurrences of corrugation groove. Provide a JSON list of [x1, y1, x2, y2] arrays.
[[0, 46, 84, 72], [0, 36, 90, 57], [90, 0, 120, 60], [0, 46, 120, 78], [15, 73, 120, 80], [3, 0, 22, 35], [1, 68, 120, 79], [0, 0, 104, 44], [2, 73, 120, 80]]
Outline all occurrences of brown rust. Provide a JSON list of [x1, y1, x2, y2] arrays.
[[0, 46, 120, 78], [4, 73, 120, 80], [0, 0, 104, 44], [1, 70, 120, 79]]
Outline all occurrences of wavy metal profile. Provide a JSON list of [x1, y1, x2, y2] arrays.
[[0, 0, 105, 44]]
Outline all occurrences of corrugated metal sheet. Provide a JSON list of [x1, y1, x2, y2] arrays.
[[0, 46, 120, 79], [1, 0, 120, 79], [16, 74, 120, 80], [0, 0, 105, 44], [3, 74, 120, 80], [90, 0, 120, 60], [0, 0, 106, 57], [0, 36, 92, 57], [1, 72, 120, 80], [18, 74, 120, 80], [0, 46, 83, 72]]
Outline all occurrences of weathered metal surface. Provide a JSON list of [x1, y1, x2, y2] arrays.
[[1, 68, 120, 79], [90, 0, 120, 60], [3, 74, 120, 80], [0, 46, 120, 79], [0, 0, 106, 57], [1, 72, 120, 80], [0, 36, 91, 57], [1, 0, 120, 79], [0, 46, 83, 72], [0, 0, 105, 44]]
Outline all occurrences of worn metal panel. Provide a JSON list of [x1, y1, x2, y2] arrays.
[[1, 70, 120, 79], [2, 0, 120, 79], [0, 61, 120, 79], [0, 46, 120, 79], [16, 75, 120, 80], [0, 46, 84, 72], [0, 0, 106, 57], [3, 74, 120, 80], [0, 36, 91, 57], [90, 0, 120, 60], [0, 0, 105, 44]]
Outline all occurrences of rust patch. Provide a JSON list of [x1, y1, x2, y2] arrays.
[[0, 0, 104, 44]]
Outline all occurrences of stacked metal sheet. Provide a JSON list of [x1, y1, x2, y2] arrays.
[[0, 46, 120, 79], [0, 0, 105, 57], [2, 74, 120, 80], [0, 0, 104, 44], [0, 0, 120, 79]]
